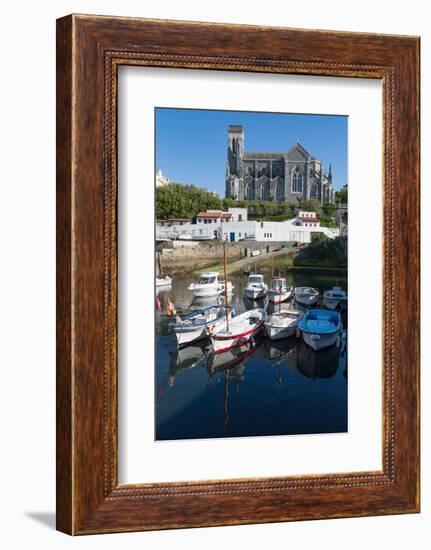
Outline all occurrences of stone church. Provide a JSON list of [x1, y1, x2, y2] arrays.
[[225, 125, 336, 204]]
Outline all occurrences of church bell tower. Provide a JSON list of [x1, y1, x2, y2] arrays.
[[226, 125, 244, 199]]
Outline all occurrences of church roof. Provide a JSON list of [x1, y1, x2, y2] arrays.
[[243, 152, 285, 160], [286, 141, 315, 160], [242, 142, 315, 161]]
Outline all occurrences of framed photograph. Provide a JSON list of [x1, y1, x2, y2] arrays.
[[56, 14, 420, 534]]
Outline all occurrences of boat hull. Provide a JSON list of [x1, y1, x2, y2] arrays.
[[264, 323, 296, 340], [189, 281, 233, 298], [174, 326, 207, 347], [211, 323, 263, 354], [245, 288, 266, 300], [156, 276, 172, 288], [269, 289, 292, 304], [302, 330, 339, 351], [323, 297, 348, 311], [295, 295, 319, 306], [173, 313, 231, 348]]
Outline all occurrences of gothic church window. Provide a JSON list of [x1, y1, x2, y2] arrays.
[[246, 183, 255, 200], [291, 167, 303, 193], [260, 181, 270, 200], [275, 182, 284, 201]]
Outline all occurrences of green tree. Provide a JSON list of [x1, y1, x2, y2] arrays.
[[302, 198, 321, 214], [321, 203, 336, 217], [335, 186, 348, 204], [156, 183, 222, 219]]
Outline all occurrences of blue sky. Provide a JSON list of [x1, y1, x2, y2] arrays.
[[155, 108, 348, 195]]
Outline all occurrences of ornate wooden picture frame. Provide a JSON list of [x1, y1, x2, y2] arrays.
[[56, 14, 420, 534]]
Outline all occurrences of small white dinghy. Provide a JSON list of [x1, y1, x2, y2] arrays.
[[188, 272, 233, 298], [244, 274, 268, 300], [170, 305, 234, 348], [298, 309, 342, 351], [209, 309, 265, 354], [323, 286, 348, 310], [156, 275, 172, 288], [294, 286, 319, 307], [268, 277, 293, 304], [264, 309, 304, 341]]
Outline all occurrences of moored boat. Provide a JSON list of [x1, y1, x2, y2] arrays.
[[298, 309, 342, 351], [264, 309, 304, 341], [323, 286, 348, 310], [156, 275, 172, 287], [268, 277, 293, 304], [209, 309, 265, 354], [244, 273, 268, 300], [294, 286, 319, 307], [188, 272, 233, 298], [170, 305, 234, 348]]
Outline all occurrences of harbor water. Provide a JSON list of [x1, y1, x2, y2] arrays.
[[155, 271, 348, 441]]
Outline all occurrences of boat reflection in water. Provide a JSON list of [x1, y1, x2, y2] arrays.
[[262, 335, 298, 361], [207, 341, 257, 380], [189, 295, 225, 311], [168, 341, 211, 387], [297, 341, 339, 379]]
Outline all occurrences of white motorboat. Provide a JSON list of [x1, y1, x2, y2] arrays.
[[268, 278, 293, 304], [188, 272, 233, 298], [244, 274, 268, 300], [298, 309, 342, 351], [323, 286, 348, 310], [264, 309, 304, 341], [209, 309, 265, 354], [156, 275, 172, 287], [170, 305, 234, 348], [294, 286, 320, 307]]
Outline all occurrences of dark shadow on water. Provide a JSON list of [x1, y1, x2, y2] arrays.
[[25, 512, 56, 530]]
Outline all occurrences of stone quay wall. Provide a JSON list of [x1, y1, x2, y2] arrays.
[[157, 241, 280, 275]]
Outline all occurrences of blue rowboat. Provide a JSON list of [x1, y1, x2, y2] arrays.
[[298, 309, 341, 351]]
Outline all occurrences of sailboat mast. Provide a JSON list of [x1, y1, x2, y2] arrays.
[[157, 252, 162, 277], [223, 242, 230, 332]]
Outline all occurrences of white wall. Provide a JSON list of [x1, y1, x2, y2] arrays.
[[0, 1, 428, 549]]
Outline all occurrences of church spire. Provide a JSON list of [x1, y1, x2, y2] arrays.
[[328, 163, 332, 184]]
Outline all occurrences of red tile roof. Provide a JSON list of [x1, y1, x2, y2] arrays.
[[196, 211, 232, 218]]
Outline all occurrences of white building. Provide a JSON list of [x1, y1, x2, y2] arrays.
[[196, 210, 232, 225], [227, 207, 247, 222], [216, 219, 338, 243], [156, 170, 172, 188], [156, 207, 338, 243], [295, 211, 320, 228], [183, 218, 338, 243]]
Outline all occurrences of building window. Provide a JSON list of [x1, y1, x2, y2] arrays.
[[260, 181, 270, 200], [204, 219, 207, 224], [239, 233, 242, 238], [238, 214, 242, 221], [291, 167, 303, 193], [275, 182, 284, 201]]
